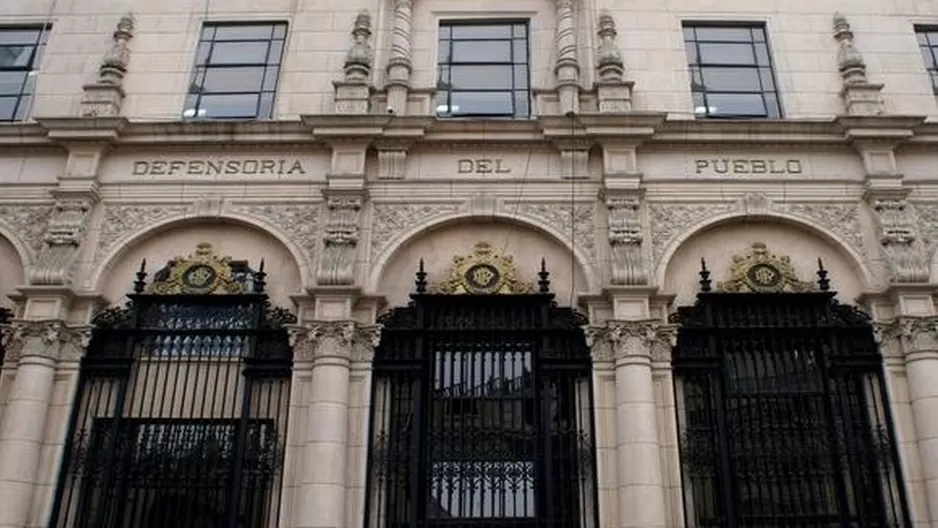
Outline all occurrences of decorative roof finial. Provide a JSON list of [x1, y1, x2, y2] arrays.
[[699, 258, 712, 292], [415, 259, 427, 293], [596, 12, 624, 83], [344, 10, 373, 82], [253, 259, 267, 293], [816, 258, 830, 291], [99, 13, 135, 85], [133, 258, 147, 293], [538, 258, 551, 293], [833, 13, 867, 85]]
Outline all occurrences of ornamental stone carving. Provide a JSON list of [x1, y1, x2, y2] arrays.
[[81, 13, 135, 117], [0, 204, 53, 260], [832, 13, 884, 116], [29, 197, 94, 285], [93, 204, 188, 273], [648, 203, 736, 263], [370, 203, 461, 262], [915, 203, 938, 274], [231, 203, 322, 256], [554, 0, 580, 113], [595, 13, 633, 113], [0, 320, 93, 364], [605, 193, 645, 285], [386, 0, 413, 113], [335, 11, 374, 114], [784, 203, 865, 254], [585, 320, 675, 363], [318, 194, 364, 285], [879, 316, 938, 355], [517, 202, 596, 260], [868, 198, 929, 283], [288, 321, 381, 363]]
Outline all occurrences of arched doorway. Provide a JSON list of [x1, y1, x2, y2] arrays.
[[364, 243, 599, 527], [672, 243, 910, 527], [50, 243, 295, 528]]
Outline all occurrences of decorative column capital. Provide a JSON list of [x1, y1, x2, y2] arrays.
[[879, 316, 938, 353], [288, 321, 382, 364], [585, 320, 675, 363], [1, 320, 93, 364]]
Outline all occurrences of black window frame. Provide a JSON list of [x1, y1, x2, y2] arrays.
[[915, 26, 938, 95], [0, 25, 50, 122], [682, 22, 783, 119], [436, 20, 531, 118], [183, 21, 287, 120]]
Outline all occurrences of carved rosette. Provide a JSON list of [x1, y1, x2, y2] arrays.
[[605, 194, 646, 285], [585, 320, 674, 363], [289, 321, 381, 364], [1, 320, 93, 364], [29, 197, 94, 285], [869, 198, 929, 283], [318, 194, 364, 285]]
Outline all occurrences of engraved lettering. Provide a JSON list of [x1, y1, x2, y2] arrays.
[[260, 160, 276, 175], [750, 160, 767, 174], [187, 161, 205, 175], [132, 161, 149, 175], [495, 159, 510, 173], [168, 160, 186, 175], [242, 160, 259, 175], [225, 161, 239, 174], [712, 159, 729, 174], [692, 158, 805, 176], [787, 160, 803, 174], [457, 159, 474, 173], [695, 160, 709, 174], [287, 160, 305, 175], [476, 159, 493, 174], [769, 160, 785, 174], [150, 161, 167, 175], [732, 160, 748, 174], [206, 160, 223, 176]]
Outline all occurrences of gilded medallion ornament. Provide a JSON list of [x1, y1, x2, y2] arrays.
[[716, 242, 814, 293], [147, 242, 248, 295], [433, 242, 532, 294]]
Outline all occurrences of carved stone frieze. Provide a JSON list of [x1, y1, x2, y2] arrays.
[[649, 201, 865, 267], [1, 320, 93, 364], [0, 204, 53, 259], [878, 316, 938, 356], [93, 204, 188, 272], [516, 202, 596, 261], [30, 197, 94, 285], [370, 203, 461, 262], [585, 320, 675, 363], [318, 194, 364, 285], [231, 203, 322, 257], [288, 321, 381, 364], [605, 194, 645, 285], [868, 198, 929, 283], [915, 203, 938, 273]]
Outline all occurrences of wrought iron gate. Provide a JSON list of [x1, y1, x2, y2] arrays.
[[364, 246, 599, 528], [50, 244, 295, 528], [672, 247, 910, 527], [0, 306, 11, 367]]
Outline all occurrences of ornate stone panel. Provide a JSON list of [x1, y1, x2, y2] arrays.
[[0, 204, 53, 259], [648, 203, 737, 263], [93, 204, 188, 271], [288, 321, 381, 363], [516, 202, 596, 261], [230, 203, 322, 260], [370, 203, 462, 262], [0, 320, 93, 363], [916, 203, 938, 268], [784, 202, 865, 255]]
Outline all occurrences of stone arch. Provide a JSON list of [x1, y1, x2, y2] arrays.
[[0, 227, 28, 309], [91, 214, 307, 307], [369, 212, 598, 300], [656, 212, 874, 303]]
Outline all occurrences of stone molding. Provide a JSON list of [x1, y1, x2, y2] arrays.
[[288, 321, 381, 364], [0, 320, 93, 364], [585, 320, 676, 363]]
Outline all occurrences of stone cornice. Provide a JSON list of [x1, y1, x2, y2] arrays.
[[0, 319, 93, 364], [1, 113, 936, 151]]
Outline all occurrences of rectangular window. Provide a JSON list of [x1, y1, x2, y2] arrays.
[[184, 22, 287, 120], [682, 23, 782, 118], [437, 21, 530, 117], [915, 27, 938, 94], [0, 26, 49, 122]]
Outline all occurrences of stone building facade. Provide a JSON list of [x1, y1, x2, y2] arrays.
[[0, 0, 937, 527]]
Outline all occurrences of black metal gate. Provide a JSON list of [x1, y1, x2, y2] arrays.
[[50, 244, 295, 528], [0, 306, 11, 367], [364, 258, 599, 528], [672, 259, 910, 527]]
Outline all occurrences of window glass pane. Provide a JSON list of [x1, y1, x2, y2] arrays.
[[197, 93, 260, 118], [449, 65, 512, 90], [700, 67, 761, 92], [200, 26, 216, 41], [450, 91, 513, 115], [0, 46, 34, 68], [921, 48, 936, 69], [266, 40, 283, 64], [272, 24, 286, 39], [754, 43, 770, 66], [759, 67, 775, 90], [513, 24, 527, 38], [705, 92, 767, 117], [195, 42, 211, 65], [13, 93, 30, 120], [512, 40, 527, 63], [685, 44, 698, 64], [764, 92, 781, 117], [0, 30, 41, 45], [450, 40, 511, 63], [201, 66, 265, 93], [693, 27, 755, 42], [0, 96, 16, 120], [450, 24, 512, 40], [929, 70, 938, 94], [698, 42, 755, 65], [209, 41, 270, 64], [258, 92, 274, 118], [20, 73, 35, 95], [751, 27, 766, 42], [513, 65, 529, 89], [213, 24, 274, 41], [692, 91, 707, 115], [438, 25, 452, 39], [262, 67, 280, 91], [0, 71, 25, 95], [514, 90, 529, 116], [682, 27, 696, 41], [438, 40, 450, 63]]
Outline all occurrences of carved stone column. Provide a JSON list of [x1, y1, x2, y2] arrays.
[[867, 195, 929, 283], [290, 321, 380, 528], [0, 320, 90, 528], [605, 191, 646, 285], [886, 316, 938, 525], [317, 191, 364, 285], [554, 0, 580, 114], [588, 320, 667, 528], [386, 0, 413, 114], [81, 13, 134, 117]]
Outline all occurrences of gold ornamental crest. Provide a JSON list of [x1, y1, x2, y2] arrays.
[[433, 242, 532, 294], [716, 242, 814, 293], [147, 242, 248, 295]]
